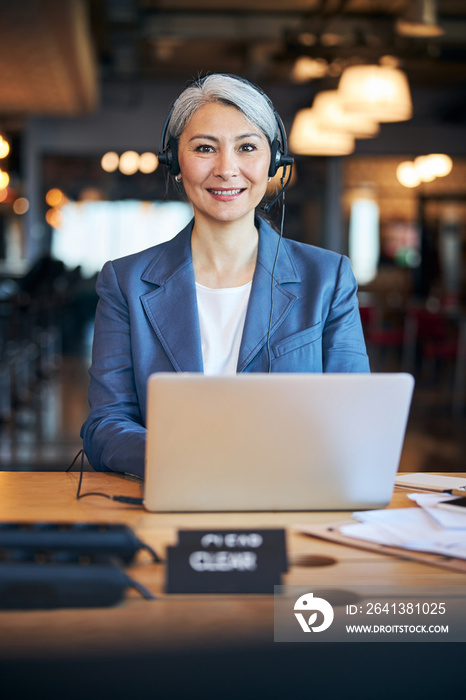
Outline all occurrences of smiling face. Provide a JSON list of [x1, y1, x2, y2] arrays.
[[177, 102, 271, 229]]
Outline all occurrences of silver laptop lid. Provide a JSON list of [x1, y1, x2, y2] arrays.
[[144, 373, 414, 512]]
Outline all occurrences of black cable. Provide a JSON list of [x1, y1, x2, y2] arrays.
[[66, 449, 83, 472], [266, 171, 287, 373], [67, 448, 144, 505], [112, 495, 144, 505], [67, 449, 109, 499], [66, 449, 162, 564], [140, 543, 163, 564], [127, 576, 157, 601], [77, 448, 113, 501]]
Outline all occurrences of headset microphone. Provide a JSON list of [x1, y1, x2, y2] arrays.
[[263, 162, 293, 214]]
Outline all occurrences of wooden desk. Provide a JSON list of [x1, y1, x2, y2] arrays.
[[1, 471, 465, 699]]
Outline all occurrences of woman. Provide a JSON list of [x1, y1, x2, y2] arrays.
[[81, 74, 369, 478]]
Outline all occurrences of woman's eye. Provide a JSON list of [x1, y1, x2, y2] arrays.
[[195, 144, 215, 153], [239, 143, 257, 152]]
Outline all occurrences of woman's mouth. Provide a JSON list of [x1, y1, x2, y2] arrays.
[[207, 188, 244, 197]]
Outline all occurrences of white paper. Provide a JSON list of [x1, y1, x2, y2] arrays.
[[395, 473, 466, 492], [408, 492, 466, 530], [340, 503, 466, 560]]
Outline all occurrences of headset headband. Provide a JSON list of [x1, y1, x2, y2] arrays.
[[158, 73, 294, 178]]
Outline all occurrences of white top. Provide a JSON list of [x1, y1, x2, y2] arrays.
[[195, 281, 252, 375]]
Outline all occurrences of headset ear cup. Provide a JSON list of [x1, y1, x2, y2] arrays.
[[158, 137, 180, 176], [157, 149, 170, 169], [268, 139, 281, 178], [167, 137, 180, 177]]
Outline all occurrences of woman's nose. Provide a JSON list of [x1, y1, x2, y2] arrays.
[[212, 149, 238, 179]]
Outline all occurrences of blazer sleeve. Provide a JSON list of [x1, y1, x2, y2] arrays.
[[322, 255, 370, 373], [80, 261, 146, 478]]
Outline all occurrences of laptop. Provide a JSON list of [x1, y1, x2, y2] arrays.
[[144, 372, 414, 512]]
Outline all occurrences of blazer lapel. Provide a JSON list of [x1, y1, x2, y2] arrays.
[[140, 222, 204, 372], [237, 219, 300, 372], [139, 218, 299, 374]]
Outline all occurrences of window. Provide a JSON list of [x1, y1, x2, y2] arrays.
[[51, 200, 193, 277]]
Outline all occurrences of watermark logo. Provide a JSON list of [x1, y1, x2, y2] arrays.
[[294, 592, 334, 633], [276, 585, 465, 642]]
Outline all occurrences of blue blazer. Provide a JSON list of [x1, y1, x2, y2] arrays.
[[81, 218, 369, 477]]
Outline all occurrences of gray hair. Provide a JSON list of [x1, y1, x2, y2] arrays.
[[167, 74, 280, 146]]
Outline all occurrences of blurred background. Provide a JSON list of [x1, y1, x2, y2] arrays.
[[1, 0, 466, 472]]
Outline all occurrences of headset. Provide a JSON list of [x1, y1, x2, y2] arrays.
[[158, 73, 294, 182]]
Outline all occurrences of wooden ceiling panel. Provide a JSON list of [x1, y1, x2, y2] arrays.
[[0, 0, 98, 116], [1, 0, 466, 119]]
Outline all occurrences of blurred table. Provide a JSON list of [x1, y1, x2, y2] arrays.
[[0, 471, 465, 699]]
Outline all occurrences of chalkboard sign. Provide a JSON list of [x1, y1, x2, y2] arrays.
[[166, 529, 287, 594]]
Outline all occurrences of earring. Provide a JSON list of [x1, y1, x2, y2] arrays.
[[267, 177, 272, 183], [175, 174, 182, 182]]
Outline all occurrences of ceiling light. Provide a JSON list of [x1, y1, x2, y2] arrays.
[[139, 152, 159, 174], [80, 187, 103, 201], [45, 188, 67, 208], [320, 32, 344, 47], [320, 18, 354, 48], [414, 155, 437, 182], [396, 162, 421, 188], [396, 0, 444, 38], [312, 90, 380, 139], [101, 151, 120, 173], [396, 154, 453, 188], [291, 57, 328, 83], [327, 58, 346, 78], [0, 170, 10, 189], [0, 137, 10, 159], [289, 109, 355, 156], [297, 32, 317, 47], [119, 151, 140, 175], [45, 208, 62, 228], [413, 153, 453, 181], [13, 197, 30, 215], [338, 65, 412, 122], [423, 153, 453, 178]]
